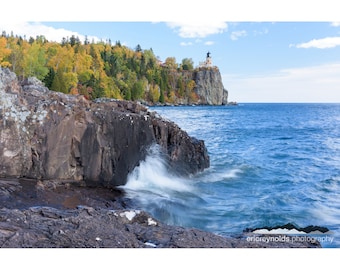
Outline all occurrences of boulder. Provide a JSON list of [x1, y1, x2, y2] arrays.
[[0, 68, 209, 187]]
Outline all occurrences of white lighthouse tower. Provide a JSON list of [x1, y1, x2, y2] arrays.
[[206, 51, 212, 67], [199, 52, 213, 68]]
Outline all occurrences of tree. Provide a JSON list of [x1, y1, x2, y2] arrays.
[[149, 84, 160, 103], [159, 88, 165, 103], [177, 77, 184, 97], [164, 57, 177, 70], [6, 36, 23, 73], [186, 80, 197, 102], [181, 58, 194, 70], [73, 46, 93, 83], [70, 35, 80, 47], [0, 37, 11, 67], [43, 67, 55, 88], [131, 80, 144, 101], [22, 41, 48, 80]]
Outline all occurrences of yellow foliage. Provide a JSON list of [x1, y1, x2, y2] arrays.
[[63, 72, 78, 92], [70, 87, 79, 95], [0, 61, 11, 68], [186, 80, 196, 91], [165, 90, 176, 103], [0, 37, 11, 66], [149, 84, 160, 103]]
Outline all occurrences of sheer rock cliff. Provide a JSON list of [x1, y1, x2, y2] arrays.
[[194, 67, 229, 105]]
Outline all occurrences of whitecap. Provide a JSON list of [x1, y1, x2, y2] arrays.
[[122, 144, 194, 197], [198, 168, 243, 183]]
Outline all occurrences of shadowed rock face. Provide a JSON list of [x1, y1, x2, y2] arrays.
[[0, 68, 209, 187]]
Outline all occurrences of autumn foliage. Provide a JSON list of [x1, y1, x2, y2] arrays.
[[0, 33, 198, 104]]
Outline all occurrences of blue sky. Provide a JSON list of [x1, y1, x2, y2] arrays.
[[1, 1, 340, 103]]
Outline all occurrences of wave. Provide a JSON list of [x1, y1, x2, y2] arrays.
[[122, 144, 195, 197], [198, 168, 243, 183], [121, 144, 210, 227]]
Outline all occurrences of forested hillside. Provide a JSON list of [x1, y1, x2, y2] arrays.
[[0, 32, 202, 104]]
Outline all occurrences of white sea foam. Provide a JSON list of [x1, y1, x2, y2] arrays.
[[199, 168, 243, 183], [221, 168, 243, 179], [123, 144, 194, 197]]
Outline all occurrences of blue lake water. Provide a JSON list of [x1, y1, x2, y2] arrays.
[[121, 103, 340, 247]]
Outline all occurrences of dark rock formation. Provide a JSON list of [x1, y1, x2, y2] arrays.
[[246, 223, 331, 235], [0, 206, 321, 248], [194, 67, 228, 105], [0, 68, 209, 187]]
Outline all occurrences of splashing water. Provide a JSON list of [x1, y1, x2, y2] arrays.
[[122, 144, 220, 228], [124, 144, 194, 196]]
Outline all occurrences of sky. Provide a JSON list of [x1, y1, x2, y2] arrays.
[[1, 0, 340, 103]]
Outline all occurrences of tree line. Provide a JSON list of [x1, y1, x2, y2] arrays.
[[0, 32, 199, 104]]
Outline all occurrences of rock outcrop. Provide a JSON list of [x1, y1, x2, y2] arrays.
[[194, 67, 228, 105], [0, 206, 321, 248], [0, 68, 209, 187]]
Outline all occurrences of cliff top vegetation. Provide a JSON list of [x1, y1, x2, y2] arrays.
[[0, 32, 215, 104]]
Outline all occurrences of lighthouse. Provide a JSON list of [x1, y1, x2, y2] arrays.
[[206, 51, 212, 67], [199, 52, 213, 68]]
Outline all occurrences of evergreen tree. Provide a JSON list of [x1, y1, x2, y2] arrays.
[[159, 88, 164, 103], [43, 67, 55, 88]]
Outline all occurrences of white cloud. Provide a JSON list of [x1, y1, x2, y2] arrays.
[[223, 63, 340, 103], [331, 22, 340, 27], [204, 41, 214, 46], [230, 30, 247, 41], [291, 36, 340, 49], [166, 22, 227, 38], [180, 41, 193, 46], [253, 28, 269, 36], [0, 22, 100, 43]]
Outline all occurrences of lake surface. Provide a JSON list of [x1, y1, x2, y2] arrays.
[[122, 103, 340, 247]]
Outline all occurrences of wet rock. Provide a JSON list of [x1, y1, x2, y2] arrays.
[[0, 205, 321, 248]]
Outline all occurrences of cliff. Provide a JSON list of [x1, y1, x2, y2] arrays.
[[194, 67, 229, 105], [0, 68, 209, 187]]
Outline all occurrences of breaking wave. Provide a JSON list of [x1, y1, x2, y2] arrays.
[[121, 144, 210, 227], [123, 144, 194, 196]]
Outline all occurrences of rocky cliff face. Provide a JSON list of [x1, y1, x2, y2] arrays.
[[0, 68, 209, 187], [194, 67, 228, 105]]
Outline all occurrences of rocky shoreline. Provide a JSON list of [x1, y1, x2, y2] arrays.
[[0, 179, 321, 248]]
